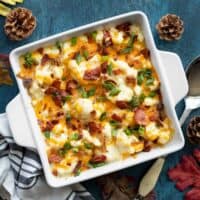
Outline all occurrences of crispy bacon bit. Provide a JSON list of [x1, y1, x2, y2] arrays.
[[141, 48, 150, 58], [66, 79, 78, 94], [88, 121, 102, 134], [41, 121, 54, 132], [113, 69, 123, 75], [103, 30, 113, 47], [90, 155, 106, 164], [143, 140, 152, 152], [157, 103, 166, 121], [98, 44, 108, 55], [22, 78, 32, 89], [126, 76, 136, 85], [149, 110, 159, 122], [116, 22, 131, 33], [73, 161, 82, 175], [83, 67, 101, 80], [51, 80, 61, 89], [134, 108, 147, 125], [56, 111, 64, 117], [101, 62, 108, 73], [51, 119, 59, 125], [52, 169, 58, 176], [90, 110, 96, 118], [37, 47, 44, 54], [48, 151, 62, 164], [41, 54, 50, 65], [111, 113, 122, 122], [116, 101, 129, 109], [168, 149, 200, 200]]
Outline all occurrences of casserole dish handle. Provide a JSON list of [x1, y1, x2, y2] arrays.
[[6, 50, 188, 149]]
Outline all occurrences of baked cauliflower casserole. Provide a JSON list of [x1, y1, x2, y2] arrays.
[[18, 22, 173, 177]]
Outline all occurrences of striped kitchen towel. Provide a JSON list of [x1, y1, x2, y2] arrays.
[[0, 113, 95, 200]]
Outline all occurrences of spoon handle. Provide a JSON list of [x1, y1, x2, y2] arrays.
[[179, 108, 192, 126]]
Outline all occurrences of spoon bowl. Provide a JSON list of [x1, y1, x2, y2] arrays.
[[180, 56, 200, 125]]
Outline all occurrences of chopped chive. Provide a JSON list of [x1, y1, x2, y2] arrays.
[[109, 120, 120, 128], [99, 112, 107, 121], [72, 147, 79, 153], [111, 129, 117, 137], [70, 133, 79, 140], [107, 63, 113, 75], [71, 37, 77, 46], [124, 128, 133, 136], [84, 142, 93, 149], [146, 77, 154, 86], [23, 52, 37, 67], [138, 126, 145, 135], [103, 81, 116, 91], [83, 50, 89, 60], [109, 88, 120, 96], [129, 96, 140, 108], [66, 112, 71, 122], [55, 41, 63, 51], [87, 87, 96, 97], [120, 32, 136, 54], [63, 142, 72, 151], [44, 131, 51, 139], [75, 53, 83, 65], [149, 91, 156, 97], [88, 162, 105, 168], [91, 31, 97, 40], [101, 55, 109, 62], [65, 95, 71, 101]]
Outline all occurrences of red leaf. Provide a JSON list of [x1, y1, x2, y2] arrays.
[[193, 149, 200, 162], [185, 188, 200, 200]]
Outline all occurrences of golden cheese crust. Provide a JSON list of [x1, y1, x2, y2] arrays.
[[18, 22, 173, 178]]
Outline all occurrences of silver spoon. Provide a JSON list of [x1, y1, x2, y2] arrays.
[[180, 56, 200, 124], [133, 56, 200, 200]]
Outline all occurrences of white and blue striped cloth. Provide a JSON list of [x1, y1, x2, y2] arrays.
[[0, 113, 95, 200]]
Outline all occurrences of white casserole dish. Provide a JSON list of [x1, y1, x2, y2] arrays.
[[8, 11, 188, 187]]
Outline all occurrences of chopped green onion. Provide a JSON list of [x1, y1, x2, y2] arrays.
[[146, 77, 154, 86], [101, 55, 109, 62], [138, 126, 145, 135], [55, 41, 63, 51], [63, 142, 72, 151], [139, 93, 145, 104], [111, 129, 117, 137], [75, 53, 83, 65], [149, 91, 156, 97], [124, 128, 133, 136], [120, 33, 136, 54], [79, 87, 88, 98], [103, 81, 116, 91], [71, 37, 77, 46], [129, 96, 140, 108], [83, 50, 89, 60], [70, 133, 79, 140], [109, 88, 121, 96], [66, 112, 71, 122], [107, 63, 113, 75], [109, 120, 120, 128], [88, 162, 105, 168], [87, 87, 96, 97], [84, 142, 93, 149], [72, 147, 79, 153], [99, 112, 107, 121], [91, 31, 97, 40], [23, 52, 37, 67], [75, 169, 81, 176], [44, 131, 51, 139], [65, 95, 71, 101]]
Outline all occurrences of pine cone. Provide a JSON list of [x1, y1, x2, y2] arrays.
[[4, 7, 36, 41], [156, 14, 184, 41], [187, 117, 200, 144]]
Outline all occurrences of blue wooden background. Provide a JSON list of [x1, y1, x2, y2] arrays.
[[0, 0, 199, 199]]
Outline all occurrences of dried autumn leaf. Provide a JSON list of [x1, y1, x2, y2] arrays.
[[0, 54, 13, 86], [168, 149, 200, 200]]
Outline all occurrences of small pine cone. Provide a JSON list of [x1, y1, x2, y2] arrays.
[[187, 116, 200, 144], [156, 14, 184, 41], [4, 7, 36, 41]]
